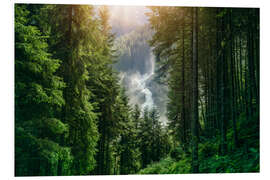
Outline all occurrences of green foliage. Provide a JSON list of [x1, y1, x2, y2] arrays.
[[147, 6, 259, 174], [43, 118, 68, 135], [139, 138, 259, 174], [15, 126, 73, 176], [15, 4, 259, 176], [46, 5, 102, 175], [15, 4, 71, 176], [199, 147, 259, 173], [138, 157, 175, 174], [198, 139, 219, 159], [138, 107, 172, 169], [169, 157, 191, 174], [139, 156, 191, 174]]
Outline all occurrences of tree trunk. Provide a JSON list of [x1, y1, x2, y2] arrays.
[[229, 10, 238, 148], [191, 7, 199, 173], [181, 24, 187, 145]]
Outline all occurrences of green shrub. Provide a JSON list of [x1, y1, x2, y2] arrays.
[[138, 157, 175, 174]]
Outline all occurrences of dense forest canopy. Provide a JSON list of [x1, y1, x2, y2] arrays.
[[15, 4, 259, 176]]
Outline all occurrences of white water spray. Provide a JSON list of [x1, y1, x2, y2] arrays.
[[121, 53, 155, 110], [140, 54, 155, 110]]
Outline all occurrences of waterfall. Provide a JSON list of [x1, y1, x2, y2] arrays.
[[112, 8, 168, 123], [141, 54, 155, 110], [121, 53, 155, 110], [118, 49, 168, 123]]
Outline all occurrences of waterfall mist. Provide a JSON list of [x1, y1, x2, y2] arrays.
[[118, 52, 168, 123], [110, 7, 168, 123], [121, 54, 155, 110]]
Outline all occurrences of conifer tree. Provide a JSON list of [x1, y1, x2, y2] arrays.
[[48, 5, 100, 174], [15, 4, 72, 176]]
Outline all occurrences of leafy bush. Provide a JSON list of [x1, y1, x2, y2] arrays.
[[139, 140, 259, 174], [138, 155, 192, 174], [199, 140, 219, 159], [199, 144, 259, 173], [138, 157, 175, 174], [168, 156, 191, 174]]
